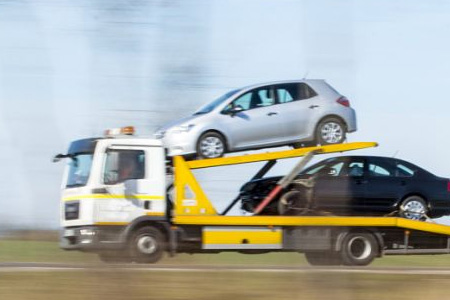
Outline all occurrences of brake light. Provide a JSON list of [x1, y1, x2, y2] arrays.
[[337, 97, 350, 107], [447, 180, 450, 192]]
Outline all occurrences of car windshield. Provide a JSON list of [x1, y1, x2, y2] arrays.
[[194, 89, 241, 115], [66, 153, 94, 188]]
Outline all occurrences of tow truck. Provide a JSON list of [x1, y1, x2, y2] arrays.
[[54, 126, 450, 266]]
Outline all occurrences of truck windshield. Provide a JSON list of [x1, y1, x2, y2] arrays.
[[66, 153, 93, 188]]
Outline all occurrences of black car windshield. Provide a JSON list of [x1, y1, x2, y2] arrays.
[[66, 153, 93, 188], [194, 89, 241, 115]]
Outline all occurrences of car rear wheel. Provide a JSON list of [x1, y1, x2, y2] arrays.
[[316, 118, 346, 145], [197, 132, 226, 159], [399, 196, 428, 220]]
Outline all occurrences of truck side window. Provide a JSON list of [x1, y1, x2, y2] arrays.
[[103, 149, 145, 185]]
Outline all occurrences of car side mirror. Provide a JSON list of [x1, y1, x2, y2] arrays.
[[224, 106, 244, 116]]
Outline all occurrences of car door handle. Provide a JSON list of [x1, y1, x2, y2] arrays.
[[267, 112, 278, 116], [355, 179, 368, 185], [309, 105, 319, 109]]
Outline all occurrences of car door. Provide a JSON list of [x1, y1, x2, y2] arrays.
[[273, 83, 320, 142], [364, 158, 406, 213], [313, 158, 367, 213], [219, 86, 284, 149]]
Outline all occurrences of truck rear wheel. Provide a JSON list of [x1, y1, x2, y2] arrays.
[[130, 226, 165, 263], [340, 232, 378, 266], [304, 251, 342, 266]]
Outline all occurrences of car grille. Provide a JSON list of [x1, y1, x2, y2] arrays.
[[65, 201, 80, 220]]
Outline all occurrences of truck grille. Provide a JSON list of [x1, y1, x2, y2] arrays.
[[65, 201, 80, 220]]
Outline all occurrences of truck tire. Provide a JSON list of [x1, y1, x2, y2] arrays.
[[304, 251, 342, 266], [130, 226, 165, 264], [340, 232, 378, 266]]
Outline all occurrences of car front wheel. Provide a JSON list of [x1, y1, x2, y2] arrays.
[[316, 118, 346, 145], [197, 132, 226, 159]]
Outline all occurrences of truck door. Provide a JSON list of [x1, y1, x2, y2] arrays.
[[98, 146, 166, 223]]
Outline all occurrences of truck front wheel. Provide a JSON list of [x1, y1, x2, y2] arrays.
[[130, 226, 165, 263]]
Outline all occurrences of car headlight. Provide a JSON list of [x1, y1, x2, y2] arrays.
[[171, 124, 195, 133]]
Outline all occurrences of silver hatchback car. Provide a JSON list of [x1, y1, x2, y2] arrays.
[[155, 80, 357, 159]]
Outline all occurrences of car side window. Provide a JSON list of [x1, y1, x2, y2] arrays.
[[345, 161, 365, 177], [226, 88, 275, 112], [275, 83, 318, 104], [103, 149, 145, 185], [305, 161, 344, 177], [229, 92, 252, 111], [369, 163, 392, 177], [395, 163, 415, 177], [257, 88, 275, 107]]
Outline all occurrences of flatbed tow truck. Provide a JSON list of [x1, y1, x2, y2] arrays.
[[55, 127, 450, 266]]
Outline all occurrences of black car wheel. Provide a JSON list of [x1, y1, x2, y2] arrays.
[[316, 118, 346, 145], [197, 132, 226, 159], [278, 190, 308, 215], [399, 196, 428, 220], [304, 251, 342, 266], [340, 232, 378, 266], [130, 226, 165, 264]]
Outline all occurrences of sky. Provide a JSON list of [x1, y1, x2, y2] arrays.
[[1, 0, 450, 228]]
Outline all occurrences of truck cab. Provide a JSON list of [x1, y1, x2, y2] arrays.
[[57, 128, 167, 254]]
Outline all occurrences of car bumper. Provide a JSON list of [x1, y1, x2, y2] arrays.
[[60, 226, 127, 251], [156, 130, 199, 156], [345, 108, 357, 132]]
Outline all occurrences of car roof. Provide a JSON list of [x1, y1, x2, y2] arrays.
[[240, 79, 326, 91]]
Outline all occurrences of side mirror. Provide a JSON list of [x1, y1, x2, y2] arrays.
[[53, 153, 68, 163], [225, 106, 244, 116]]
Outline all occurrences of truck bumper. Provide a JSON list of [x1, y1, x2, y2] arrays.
[[60, 226, 127, 251]]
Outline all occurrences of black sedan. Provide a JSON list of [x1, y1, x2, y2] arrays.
[[240, 156, 450, 220]]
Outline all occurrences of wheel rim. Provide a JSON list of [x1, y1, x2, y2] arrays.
[[320, 122, 343, 144], [402, 200, 426, 220], [348, 236, 371, 260], [200, 136, 224, 158], [136, 235, 157, 254]]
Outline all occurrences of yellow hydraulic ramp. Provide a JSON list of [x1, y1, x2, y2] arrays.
[[173, 142, 377, 217]]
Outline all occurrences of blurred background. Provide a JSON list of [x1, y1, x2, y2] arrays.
[[1, 0, 450, 231], [2, 1, 450, 299]]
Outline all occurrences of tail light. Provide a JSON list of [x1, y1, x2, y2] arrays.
[[337, 96, 350, 107], [447, 180, 450, 192]]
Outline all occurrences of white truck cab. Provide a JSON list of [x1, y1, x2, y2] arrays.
[[56, 128, 168, 254]]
